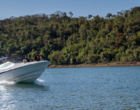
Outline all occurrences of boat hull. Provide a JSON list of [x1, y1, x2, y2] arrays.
[[0, 61, 50, 82]]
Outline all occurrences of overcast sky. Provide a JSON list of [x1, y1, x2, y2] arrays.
[[0, 0, 139, 20]]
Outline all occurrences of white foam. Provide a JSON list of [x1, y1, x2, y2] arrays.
[[35, 79, 45, 85], [0, 80, 15, 85], [36, 79, 45, 83]]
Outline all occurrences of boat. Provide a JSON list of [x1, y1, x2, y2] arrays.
[[0, 55, 50, 82]]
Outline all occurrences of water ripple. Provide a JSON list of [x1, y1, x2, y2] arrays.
[[0, 66, 140, 109]]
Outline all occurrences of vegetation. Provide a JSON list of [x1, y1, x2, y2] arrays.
[[0, 7, 140, 65]]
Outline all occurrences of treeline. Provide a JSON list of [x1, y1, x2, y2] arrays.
[[0, 7, 140, 65]]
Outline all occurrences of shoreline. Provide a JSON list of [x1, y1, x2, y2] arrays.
[[47, 62, 140, 68]]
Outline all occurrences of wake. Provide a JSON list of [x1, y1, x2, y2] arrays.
[[0, 79, 45, 85], [0, 80, 15, 85], [34, 79, 45, 85]]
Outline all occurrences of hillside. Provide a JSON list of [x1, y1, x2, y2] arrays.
[[0, 7, 140, 65]]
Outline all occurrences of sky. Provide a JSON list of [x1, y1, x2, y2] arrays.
[[0, 0, 139, 20]]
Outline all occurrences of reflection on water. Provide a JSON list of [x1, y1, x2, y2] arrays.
[[0, 66, 140, 109], [8, 82, 49, 91], [0, 79, 50, 110]]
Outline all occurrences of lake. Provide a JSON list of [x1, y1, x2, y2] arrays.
[[0, 66, 140, 110]]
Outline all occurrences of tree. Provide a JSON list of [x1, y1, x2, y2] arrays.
[[0, 6, 140, 65], [87, 14, 92, 20], [62, 12, 67, 18], [69, 12, 73, 17], [106, 13, 112, 19]]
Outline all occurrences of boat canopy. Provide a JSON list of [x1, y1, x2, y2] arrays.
[[0, 57, 8, 61], [0, 55, 24, 63]]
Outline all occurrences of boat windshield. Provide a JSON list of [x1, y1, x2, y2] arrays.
[[0, 55, 24, 63], [0, 62, 14, 70]]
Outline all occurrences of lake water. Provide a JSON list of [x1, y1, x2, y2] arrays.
[[0, 66, 140, 110]]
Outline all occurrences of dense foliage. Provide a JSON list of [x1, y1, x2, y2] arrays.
[[0, 7, 140, 65]]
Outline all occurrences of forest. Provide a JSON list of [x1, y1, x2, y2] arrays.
[[0, 7, 140, 65]]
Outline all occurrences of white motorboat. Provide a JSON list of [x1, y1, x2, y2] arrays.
[[0, 55, 50, 82]]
